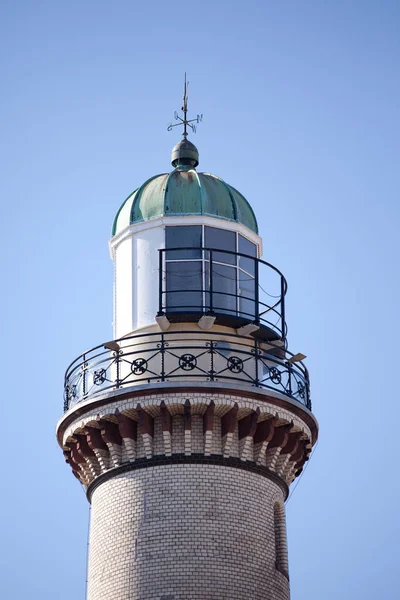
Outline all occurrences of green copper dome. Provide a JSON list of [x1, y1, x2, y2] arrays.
[[112, 141, 258, 236]]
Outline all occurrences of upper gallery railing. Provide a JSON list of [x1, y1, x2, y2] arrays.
[[158, 247, 288, 342], [64, 331, 311, 412]]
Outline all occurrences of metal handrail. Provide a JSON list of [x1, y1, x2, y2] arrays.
[[158, 246, 288, 340], [64, 330, 311, 413]]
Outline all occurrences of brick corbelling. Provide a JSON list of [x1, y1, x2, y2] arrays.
[[203, 400, 215, 433], [58, 382, 318, 444], [160, 401, 172, 434], [60, 391, 315, 489], [238, 408, 260, 439], [85, 426, 107, 451], [99, 420, 122, 446], [86, 454, 289, 502], [183, 399, 191, 429], [60, 393, 313, 449], [254, 415, 277, 444], [115, 410, 137, 440], [221, 402, 239, 437]]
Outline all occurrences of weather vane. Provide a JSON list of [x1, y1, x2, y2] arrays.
[[167, 73, 203, 138]]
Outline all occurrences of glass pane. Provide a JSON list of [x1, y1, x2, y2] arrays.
[[238, 269, 256, 320], [166, 262, 203, 312], [205, 226, 236, 265], [206, 263, 237, 315], [166, 226, 202, 259], [238, 234, 257, 275]]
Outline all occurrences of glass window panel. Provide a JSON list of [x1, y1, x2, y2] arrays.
[[205, 226, 236, 265], [238, 270, 256, 320], [238, 234, 257, 275], [206, 263, 237, 315], [238, 234, 257, 256], [166, 226, 202, 259], [166, 262, 203, 312]]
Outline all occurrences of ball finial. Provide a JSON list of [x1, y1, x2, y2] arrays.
[[171, 138, 199, 168]]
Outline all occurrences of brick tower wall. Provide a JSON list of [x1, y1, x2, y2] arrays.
[[88, 464, 289, 600], [58, 388, 316, 600]]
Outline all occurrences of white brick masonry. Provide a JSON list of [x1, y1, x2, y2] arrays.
[[58, 386, 318, 600], [88, 464, 289, 600]]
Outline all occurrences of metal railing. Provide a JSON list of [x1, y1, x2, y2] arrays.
[[64, 331, 311, 412], [158, 247, 288, 342]]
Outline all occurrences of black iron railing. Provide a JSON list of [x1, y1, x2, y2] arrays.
[[64, 331, 311, 412], [158, 247, 288, 342]]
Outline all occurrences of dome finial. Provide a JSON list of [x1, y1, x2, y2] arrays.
[[167, 74, 203, 168], [171, 138, 199, 168]]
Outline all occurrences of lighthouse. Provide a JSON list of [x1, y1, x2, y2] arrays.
[[57, 82, 318, 600]]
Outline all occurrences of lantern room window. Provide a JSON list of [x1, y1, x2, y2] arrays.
[[166, 225, 202, 260], [164, 225, 258, 320], [204, 226, 236, 264]]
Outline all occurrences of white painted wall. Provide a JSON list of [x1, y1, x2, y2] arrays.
[[133, 226, 164, 330], [113, 224, 164, 338], [114, 236, 133, 338]]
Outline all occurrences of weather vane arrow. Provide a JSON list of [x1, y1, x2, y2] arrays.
[[167, 73, 203, 138]]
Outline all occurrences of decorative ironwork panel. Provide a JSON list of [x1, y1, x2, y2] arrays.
[[64, 331, 311, 413]]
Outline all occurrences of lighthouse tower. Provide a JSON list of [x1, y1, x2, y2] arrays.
[[57, 87, 318, 600]]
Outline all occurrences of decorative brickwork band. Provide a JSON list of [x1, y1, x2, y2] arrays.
[[58, 390, 317, 494]]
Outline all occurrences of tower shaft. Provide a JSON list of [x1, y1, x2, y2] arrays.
[[58, 386, 316, 600]]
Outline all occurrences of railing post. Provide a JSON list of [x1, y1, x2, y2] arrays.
[[280, 276, 286, 342], [209, 340, 215, 381], [158, 249, 164, 315], [209, 250, 213, 313], [64, 384, 69, 412], [254, 257, 260, 323], [160, 332, 165, 381], [254, 339, 259, 387], [306, 377, 311, 410], [115, 350, 120, 389], [287, 362, 292, 397], [82, 353, 87, 398]]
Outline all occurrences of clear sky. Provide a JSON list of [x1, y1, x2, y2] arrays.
[[1, 1, 399, 598]]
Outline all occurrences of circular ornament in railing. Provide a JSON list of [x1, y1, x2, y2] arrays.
[[227, 356, 244, 373], [179, 353, 197, 371], [269, 367, 282, 384], [131, 358, 148, 375], [93, 368, 107, 385], [297, 381, 305, 399]]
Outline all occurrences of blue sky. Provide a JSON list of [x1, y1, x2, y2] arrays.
[[1, 1, 399, 598]]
